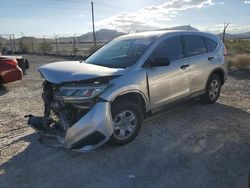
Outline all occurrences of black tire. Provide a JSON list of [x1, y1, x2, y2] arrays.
[[25, 59, 29, 69], [17, 59, 26, 75], [110, 100, 143, 145], [0, 77, 3, 87], [201, 74, 222, 104]]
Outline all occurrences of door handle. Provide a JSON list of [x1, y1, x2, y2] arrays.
[[180, 64, 189, 70], [208, 56, 214, 61]]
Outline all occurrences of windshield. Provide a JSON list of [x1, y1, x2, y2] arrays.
[[85, 37, 156, 68]]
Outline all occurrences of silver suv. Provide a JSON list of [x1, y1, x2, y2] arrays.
[[28, 30, 228, 152]]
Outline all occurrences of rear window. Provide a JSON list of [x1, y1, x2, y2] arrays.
[[204, 37, 218, 52], [184, 36, 207, 57]]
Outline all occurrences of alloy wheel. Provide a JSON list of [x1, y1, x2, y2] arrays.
[[113, 110, 137, 140], [209, 79, 219, 99]]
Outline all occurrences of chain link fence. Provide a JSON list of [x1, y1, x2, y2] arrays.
[[0, 34, 106, 57]]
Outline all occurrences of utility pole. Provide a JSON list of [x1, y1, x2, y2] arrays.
[[222, 22, 229, 43], [12, 34, 16, 53], [9, 34, 13, 54], [31, 38, 34, 54], [72, 33, 77, 57], [54, 34, 59, 56], [91, 1, 97, 47], [43, 35, 46, 55]]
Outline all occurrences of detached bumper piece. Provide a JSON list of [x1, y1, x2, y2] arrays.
[[26, 102, 113, 153], [26, 115, 46, 132], [26, 115, 65, 147]]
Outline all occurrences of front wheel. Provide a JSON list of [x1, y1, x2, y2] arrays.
[[201, 74, 222, 104], [110, 100, 143, 145]]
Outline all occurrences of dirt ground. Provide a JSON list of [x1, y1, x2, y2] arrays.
[[0, 55, 250, 188]]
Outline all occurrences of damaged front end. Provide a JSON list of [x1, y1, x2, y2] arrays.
[[27, 79, 114, 152]]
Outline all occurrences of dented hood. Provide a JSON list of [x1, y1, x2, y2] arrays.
[[39, 61, 124, 84]]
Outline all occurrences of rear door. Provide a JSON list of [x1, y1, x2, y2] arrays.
[[145, 36, 191, 109], [183, 35, 211, 93]]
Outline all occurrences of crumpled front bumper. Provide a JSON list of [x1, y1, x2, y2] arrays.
[[27, 102, 114, 152], [65, 101, 113, 152]]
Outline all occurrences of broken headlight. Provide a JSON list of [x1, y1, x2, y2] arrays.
[[55, 84, 107, 102]]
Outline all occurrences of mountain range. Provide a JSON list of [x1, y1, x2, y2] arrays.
[[1, 26, 250, 44], [68, 27, 250, 41], [217, 32, 250, 40]]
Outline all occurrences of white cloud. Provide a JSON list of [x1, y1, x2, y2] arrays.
[[244, 1, 250, 4], [78, 15, 85, 18], [162, 0, 214, 10], [219, 2, 225, 5], [96, 0, 215, 32]]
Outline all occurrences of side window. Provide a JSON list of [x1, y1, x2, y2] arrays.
[[204, 37, 218, 52], [151, 36, 184, 61], [184, 36, 207, 57]]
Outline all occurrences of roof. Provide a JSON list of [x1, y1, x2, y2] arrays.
[[118, 30, 202, 38], [117, 30, 219, 42]]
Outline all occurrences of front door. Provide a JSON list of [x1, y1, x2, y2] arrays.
[[145, 36, 191, 109]]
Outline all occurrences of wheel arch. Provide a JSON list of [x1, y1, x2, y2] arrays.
[[110, 90, 150, 116], [209, 68, 225, 85]]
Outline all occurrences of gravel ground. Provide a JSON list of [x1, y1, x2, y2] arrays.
[[0, 55, 250, 188]]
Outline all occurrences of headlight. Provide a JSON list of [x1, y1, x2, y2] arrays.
[[55, 85, 107, 102]]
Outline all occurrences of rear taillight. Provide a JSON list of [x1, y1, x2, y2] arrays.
[[5, 59, 18, 66], [223, 46, 228, 56]]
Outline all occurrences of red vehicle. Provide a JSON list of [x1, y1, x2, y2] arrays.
[[0, 57, 23, 85], [0, 55, 29, 74]]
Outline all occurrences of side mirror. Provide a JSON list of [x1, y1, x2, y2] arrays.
[[149, 57, 170, 67]]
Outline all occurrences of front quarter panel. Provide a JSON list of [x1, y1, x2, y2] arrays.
[[99, 69, 150, 111]]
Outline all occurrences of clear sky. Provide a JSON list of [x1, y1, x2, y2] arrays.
[[0, 0, 250, 37]]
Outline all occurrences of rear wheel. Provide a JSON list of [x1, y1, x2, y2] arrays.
[[110, 100, 143, 145], [201, 74, 222, 104]]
